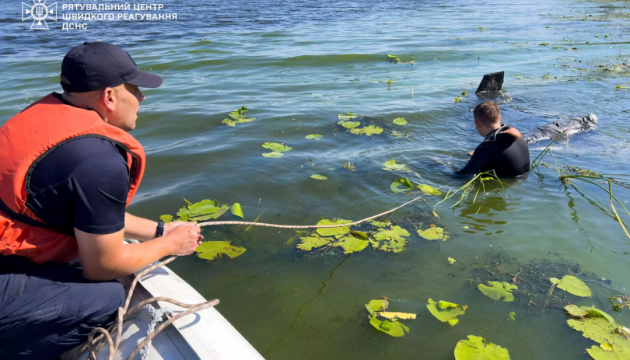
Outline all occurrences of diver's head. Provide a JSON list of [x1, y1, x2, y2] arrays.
[[473, 101, 502, 137]]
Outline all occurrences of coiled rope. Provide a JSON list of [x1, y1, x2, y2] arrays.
[[73, 195, 423, 360]]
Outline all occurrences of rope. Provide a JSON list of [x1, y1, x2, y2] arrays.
[[71, 194, 423, 360], [197, 195, 424, 229]]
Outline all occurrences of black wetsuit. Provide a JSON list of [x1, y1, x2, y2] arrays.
[[455, 125, 530, 177]]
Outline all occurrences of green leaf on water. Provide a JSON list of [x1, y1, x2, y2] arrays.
[[417, 226, 447, 241], [369, 315, 410, 337], [382, 159, 410, 172], [316, 218, 352, 237], [334, 233, 369, 254], [478, 281, 518, 302], [454, 335, 510, 360], [262, 152, 284, 158], [393, 117, 407, 126], [391, 177, 413, 193], [160, 215, 173, 223], [195, 241, 246, 261], [387, 54, 402, 63], [338, 112, 358, 120], [370, 225, 410, 253], [189, 199, 220, 215], [417, 184, 442, 195], [262, 142, 292, 152], [189, 205, 230, 221], [509, 312, 516, 321], [338, 121, 361, 129], [311, 174, 328, 180], [391, 131, 405, 138], [296, 235, 332, 251], [370, 220, 391, 228], [549, 275, 592, 297], [427, 298, 468, 326], [230, 203, 244, 219], [350, 126, 384, 136], [306, 134, 323, 140], [366, 299, 389, 315], [221, 106, 255, 126]]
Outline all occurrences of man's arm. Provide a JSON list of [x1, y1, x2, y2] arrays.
[[455, 142, 492, 175], [76, 223, 203, 281]]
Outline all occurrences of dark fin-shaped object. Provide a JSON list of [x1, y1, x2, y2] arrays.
[[475, 71, 504, 94]]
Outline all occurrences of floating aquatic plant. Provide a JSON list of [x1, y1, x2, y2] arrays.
[[391, 178, 413, 193], [162, 199, 236, 222], [366, 298, 415, 337], [305, 134, 323, 140], [221, 106, 256, 126], [311, 174, 327, 180], [382, 159, 411, 172], [393, 117, 407, 126], [417, 225, 447, 241], [338, 120, 361, 129], [350, 125, 383, 136], [230, 203, 244, 219], [427, 299, 467, 326], [195, 241, 246, 261], [564, 305, 630, 359], [418, 184, 442, 195], [262, 142, 292, 158], [295, 219, 410, 254], [454, 335, 510, 360], [338, 112, 358, 120], [549, 275, 592, 297], [478, 281, 517, 302]]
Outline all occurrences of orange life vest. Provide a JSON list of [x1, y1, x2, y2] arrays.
[[0, 93, 145, 265]]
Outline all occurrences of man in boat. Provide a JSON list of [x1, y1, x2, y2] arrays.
[[0, 42, 203, 359], [456, 101, 530, 177]]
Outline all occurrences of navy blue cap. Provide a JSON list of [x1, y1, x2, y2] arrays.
[[60, 41, 162, 93]]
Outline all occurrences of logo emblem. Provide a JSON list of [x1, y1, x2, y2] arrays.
[[22, 0, 57, 30]]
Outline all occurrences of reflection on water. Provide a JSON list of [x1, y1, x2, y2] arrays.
[[2, 0, 630, 358]]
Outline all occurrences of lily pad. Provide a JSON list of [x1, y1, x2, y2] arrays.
[[454, 335, 510, 360], [370, 225, 409, 253], [393, 117, 407, 126], [311, 174, 328, 180], [334, 234, 369, 254], [262, 142, 292, 152], [316, 218, 352, 237], [262, 152, 284, 158], [160, 215, 173, 223], [391, 178, 413, 193], [550, 275, 592, 297], [369, 315, 410, 337], [338, 112, 358, 120], [230, 203, 244, 219], [417, 226, 447, 241], [195, 241, 246, 261], [189, 205, 230, 221], [418, 184, 442, 195], [221, 106, 256, 126], [427, 298, 468, 326], [478, 281, 518, 302], [189, 199, 220, 215], [382, 159, 410, 172], [306, 134, 323, 140], [587, 345, 630, 360], [296, 235, 331, 251], [366, 299, 389, 315], [350, 126, 384, 136], [338, 121, 361, 129], [370, 220, 391, 228], [391, 131, 406, 138]]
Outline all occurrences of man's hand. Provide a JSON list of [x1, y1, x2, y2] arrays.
[[166, 223, 203, 256], [467, 151, 475, 156], [163, 221, 187, 237]]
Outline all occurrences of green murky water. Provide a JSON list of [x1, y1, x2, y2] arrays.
[[1, 0, 630, 358]]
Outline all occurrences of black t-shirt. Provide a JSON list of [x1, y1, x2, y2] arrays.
[[25, 137, 130, 235], [455, 126, 530, 177]]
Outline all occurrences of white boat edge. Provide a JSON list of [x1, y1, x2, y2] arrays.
[[61, 259, 265, 360]]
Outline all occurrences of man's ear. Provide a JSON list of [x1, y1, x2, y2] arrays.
[[101, 87, 116, 113]]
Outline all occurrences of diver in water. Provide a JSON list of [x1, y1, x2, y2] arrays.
[[456, 101, 530, 177]]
